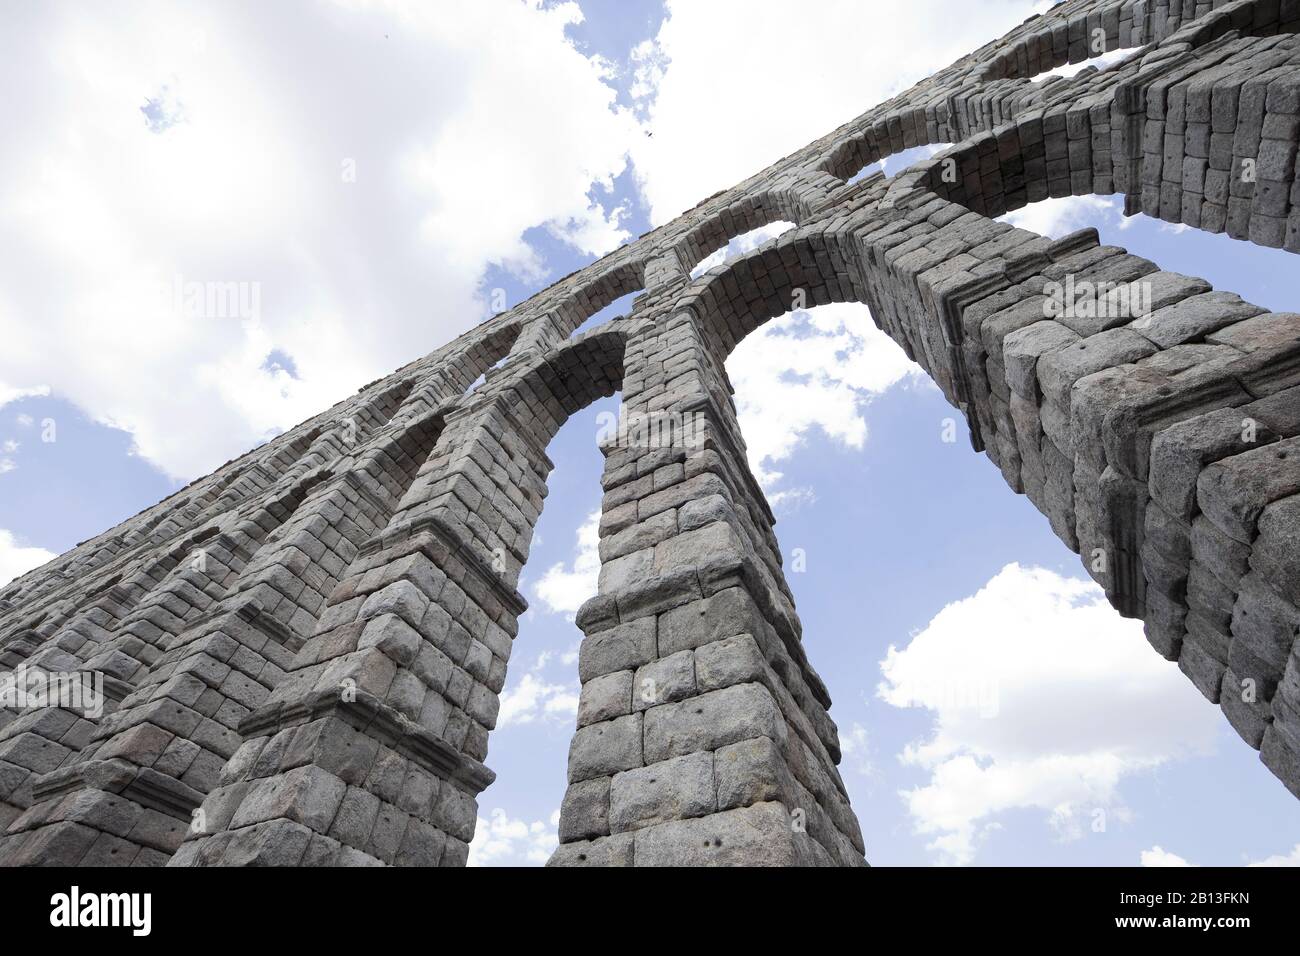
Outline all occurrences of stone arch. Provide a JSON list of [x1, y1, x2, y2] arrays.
[[679, 222, 870, 358], [976, 1, 1149, 83], [389, 325, 629, 587], [910, 40, 1300, 254], [512, 259, 648, 355], [0, 460, 347, 845], [353, 378, 417, 435], [683, 163, 1300, 802], [546, 305, 865, 865], [161, 324, 632, 866], [551, 261, 646, 338], [819, 110, 953, 183], [0, 491, 244, 670], [821, 0, 1298, 189], [0, 365, 482, 863], [348, 407, 450, 513], [974, 0, 1294, 88], [669, 189, 816, 275], [442, 322, 525, 396]]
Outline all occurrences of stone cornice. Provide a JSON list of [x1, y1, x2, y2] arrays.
[[239, 688, 496, 795], [359, 513, 528, 618]]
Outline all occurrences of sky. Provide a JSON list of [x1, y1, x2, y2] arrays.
[[1, 0, 1298, 867]]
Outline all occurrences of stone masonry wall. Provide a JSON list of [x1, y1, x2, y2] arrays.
[[0, 0, 1297, 866]]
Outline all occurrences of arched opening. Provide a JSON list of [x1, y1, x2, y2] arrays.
[[1026, 45, 1143, 83], [505, 260, 646, 356], [689, 221, 797, 279], [845, 143, 956, 187], [819, 108, 942, 183], [979, 23, 1145, 83], [998, 194, 1300, 313], [452, 321, 525, 396], [920, 78, 1300, 254], [466, 354, 509, 396], [554, 260, 646, 339], [569, 288, 642, 338], [697, 186, 1300, 857], [155, 327, 630, 868], [0, 372, 466, 853], [467, 390, 618, 865], [685, 171, 1300, 802], [685, 222, 868, 357], [672, 190, 812, 276]]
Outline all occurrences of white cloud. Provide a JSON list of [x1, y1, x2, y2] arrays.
[[0, 384, 49, 410], [628, 0, 1048, 226], [1001, 195, 1121, 241], [0, 529, 57, 587], [728, 303, 918, 489], [1141, 846, 1194, 867], [496, 653, 580, 729], [1138, 843, 1300, 867], [468, 807, 560, 867], [533, 509, 600, 618], [627, 37, 668, 109], [1001, 194, 1194, 242], [879, 563, 1220, 865], [1249, 844, 1300, 867], [0, 0, 639, 480], [839, 722, 875, 779]]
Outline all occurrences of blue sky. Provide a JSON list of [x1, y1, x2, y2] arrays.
[[1, 0, 1298, 867]]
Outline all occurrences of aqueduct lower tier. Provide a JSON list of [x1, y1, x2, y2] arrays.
[[2, 0, 1300, 866]]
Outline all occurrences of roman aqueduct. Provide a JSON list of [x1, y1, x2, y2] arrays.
[[1, 0, 1298, 865]]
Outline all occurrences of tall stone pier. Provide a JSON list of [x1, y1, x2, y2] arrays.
[[1, 0, 1298, 866]]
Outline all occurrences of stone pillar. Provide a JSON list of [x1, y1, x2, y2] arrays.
[[0, 414, 386, 804], [0, 406, 441, 866], [550, 313, 865, 866], [168, 392, 548, 866]]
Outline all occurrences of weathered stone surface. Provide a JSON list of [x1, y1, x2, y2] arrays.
[[642, 684, 785, 764], [578, 618, 656, 682], [568, 714, 643, 783], [1129, 291, 1265, 349], [1149, 408, 1278, 521], [1208, 312, 1300, 353], [695, 634, 768, 693], [1252, 495, 1300, 607], [658, 587, 767, 656], [229, 765, 346, 834], [1039, 329, 1159, 409], [577, 670, 633, 728], [1221, 666, 1270, 748], [546, 831, 635, 867], [1180, 639, 1227, 703], [609, 752, 716, 832], [630, 802, 802, 867], [1003, 320, 1081, 398], [558, 776, 611, 843], [632, 651, 696, 712], [714, 736, 796, 810], [1197, 437, 1300, 543]]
